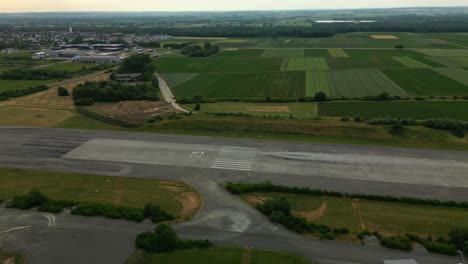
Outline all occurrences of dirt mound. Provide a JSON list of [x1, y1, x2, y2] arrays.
[[88, 101, 175, 123]]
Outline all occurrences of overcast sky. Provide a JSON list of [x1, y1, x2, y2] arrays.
[[1, 0, 468, 12]]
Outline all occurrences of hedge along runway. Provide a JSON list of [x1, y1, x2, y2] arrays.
[[382, 68, 468, 96], [173, 71, 305, 99], [281, 57, 329, 71], [306, 69, 407, 98]]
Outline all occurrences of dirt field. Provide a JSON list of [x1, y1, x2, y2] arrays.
[[87, 100, 176, 122], [245, 106, 291, 113], [0, 71, 110, 110], [370, 35, 400, 39]]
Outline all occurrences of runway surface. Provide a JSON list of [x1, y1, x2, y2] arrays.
[[0, 127, 467, 264]]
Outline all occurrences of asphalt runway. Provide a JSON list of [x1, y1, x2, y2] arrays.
[[0, 127, 467, 264]]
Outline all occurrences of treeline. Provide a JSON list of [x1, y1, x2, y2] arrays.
[[0, 85, 48, 100], [1, 68, 73, 80], [181, 42, 220, 57], [5, 188, 175, 223], [73, 80, 160, 103]]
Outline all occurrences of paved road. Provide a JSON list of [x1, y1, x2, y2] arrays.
[[155, 72, 188, 113], [0, 127, 467, 264]]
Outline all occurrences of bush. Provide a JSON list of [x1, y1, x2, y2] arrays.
[[178, 239, 213, 249], [57, 87, 69, 97], [380, 236, 412, 251], [194, 103, 201, 111], [340, 116, 350, 122], [38, 200, 79, 214], [136, 232, 158, 252], [353, 116, 363, 122], [143, 203, 175, 223], [0, 85, 48, 99], [448, 227, 468, 249], [152, 224, 179, 252], [74, 98, 94, 106], [314, 92, 328, 102], [258, 197, 291, 215], [367, 118, 399, 125], [7, 189, 48, 209], [73, 81, 159, 102], [423, 118, 467, 138], [71, 203, 145, 222], [390, 124, 406, 136]]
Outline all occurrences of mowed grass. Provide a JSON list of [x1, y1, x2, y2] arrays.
[[328, 69, 407, 98], [186, 102, 317, 118], [318, 101, 468, 120], [173, 72, 305, 99], [161, 73, 198, 87], [433, 68, 468, 86], [382, 68, 468, 96], [0, 168, 199, 216], [304, 49, 330, 57], [0, 80, 51, 93], [154, 57, 282, 73], [393, 57, 430, 68], [241, 192, 468, 238], [328, 49, 348, 57], [0, 107, 73, 127], [127, 247, 311, 264], [306, 71, 335, 97], [217, 49, 264, 57], [261, 49, 304, 57], [281, 57, 329, 71]]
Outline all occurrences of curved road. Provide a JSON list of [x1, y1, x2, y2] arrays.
[[0, 127, 467, 264]]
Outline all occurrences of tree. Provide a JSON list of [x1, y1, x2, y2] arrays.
[[449, 227, 468, 249], [390, 124, 405, 136], [120, 54, 155, 74], [194, 104, 201, 111], [204, 42, 212, 49], [57, 87, 69, 97], [314, 92, 328, 102], [153, 224, 179, 252]]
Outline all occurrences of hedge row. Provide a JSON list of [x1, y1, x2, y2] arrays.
[[6, 189, 175, 223], [225, 182, 468, 209], [0, 85, 48, 99], [76, 107, 143, 128]]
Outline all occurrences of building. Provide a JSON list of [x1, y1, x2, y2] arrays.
[[49, 49, 87, 58], [32, 52, 47, 60], [2, 48, 17, 54], [73, 54, 120, 63], [115, 73, 143, 83]]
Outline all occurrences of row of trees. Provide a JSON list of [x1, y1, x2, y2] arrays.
[[181, 42, 220, 57], [72, 80, 159, 103]]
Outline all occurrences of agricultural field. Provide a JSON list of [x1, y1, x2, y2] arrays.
[[217, 49, 264, 57], [186, 102, 317, 118], [318, 101, 468, 120], [382, 68, 468, 96], [127, 247, 311, 264], [261, 48, 304, 57], [281, 57, 329, 71], [40, 62, 100, 72], [0, 80, 52, 93], [432, 68, 468, 86], [328, 49, 348, 57], [0, 107, 73, 127], [173, 71, 305, 98], [326, 57, 404, 69], [393, 57, 430, 68], [241, 192, 468, 238]]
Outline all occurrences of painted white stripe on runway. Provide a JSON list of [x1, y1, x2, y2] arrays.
[[210, 146, 257, 171]]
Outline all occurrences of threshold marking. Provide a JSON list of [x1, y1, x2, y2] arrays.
[[211, 146, 257, 171]]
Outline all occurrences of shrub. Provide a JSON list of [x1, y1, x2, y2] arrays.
[[380, 236, 412, 251], [74, 98, 94, 106], [314, 92, 328, 102], [143, 203, 175, 223], [367, 118, 399, 125], [353, 116, 363, 122], [71, 203, 145, 222], [258, 197, 291, 215], [136, 232, 157, 252], [57, 87, 69, 97], [194, 103, 201, 111], [153, 224, 179, 252], [340, 116, 350, 122], [38, 200, 79, 214], [423, 118, 467, 138], [448, 227, 468, 249], [7, 189, 48, 209], [390, 124, 406, 136], [0, 85, 48, 99]]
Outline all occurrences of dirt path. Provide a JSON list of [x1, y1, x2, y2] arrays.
[[155, 72, 188, 113], [293, 202, 327, 221], [176, 191, 203, 220], [352, 199, 367, 230], [241, 248, 252, 264]]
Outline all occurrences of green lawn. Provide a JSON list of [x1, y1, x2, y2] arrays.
[[0, 168, 199, 216], [173, 71, 305, 99], [187, 102, 317, 118], [318, 101, 468, 120], [382, 68, 468, 96], [241, 192, 468, 238], [126, 247, 311, 264], [0, 80, 52, 93]]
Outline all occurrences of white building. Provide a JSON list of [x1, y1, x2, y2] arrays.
[[72, 54, 120, 63], [32, 52, 47, 60]]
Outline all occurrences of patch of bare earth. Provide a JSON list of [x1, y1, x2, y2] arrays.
[[87, 100, 176, 123], [241, 248, 252, 264], [293, 202, 328, 221], [2, 258, 15, 264], [352, 199, 367, 230], [370, 35, 399, 40], [113, 189, 123, 205], [243, 195, 267, 206], [245, 106, 291, 113], [176, 192, 203, 219]]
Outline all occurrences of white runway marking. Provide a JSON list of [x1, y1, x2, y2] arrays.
[[211, 146, 257, 171]]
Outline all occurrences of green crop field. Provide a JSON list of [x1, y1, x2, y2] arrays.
[[304, 49, 330, 57], [415, 49, 468, 57], [328, 69, 407, 97], [281, 57, 329, 71], [161, 73, 198, 87], [433, 68, 468, 86], [127, 247, 311, 264], [187, 102, 317, 118], [173, 71, 305, 98], [217, 49, 264, 57], [328, 48, 348, 57], [393, 57, 430, 68], [261, 48, 304, 57], [383, 68, 468, 96], [306, 71, 335, 96], [241, 192, 468, 238], [0, 80, 52, 93], [41, 62, 98, 72], [326, 57, 405, 69], [318, 101, 468, 120]]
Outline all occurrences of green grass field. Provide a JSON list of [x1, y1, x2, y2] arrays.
[[329, 69, 407, 98], [127, 247, 311, 264], [281, 57, 329, 71], [173, 71, 305, 98], [304, 49, 330, 57], [0, 168, 199, 216], [326, 57, 405, 69], [393, 57, 430, 68], [261, 49, 304, 57], [318, 101, 468, 120], [187, 102, 317, 118], [161, 73, 198, 87], [241, 192, 468, 238], [328, 49, 349, 57], [415, 49, 468, 57], [217, 49, 264, 57], [0, 80, 52, 93], [433, 68, 468, 86], [382, 68, 468, 96], [41, 62, 99, 72]]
